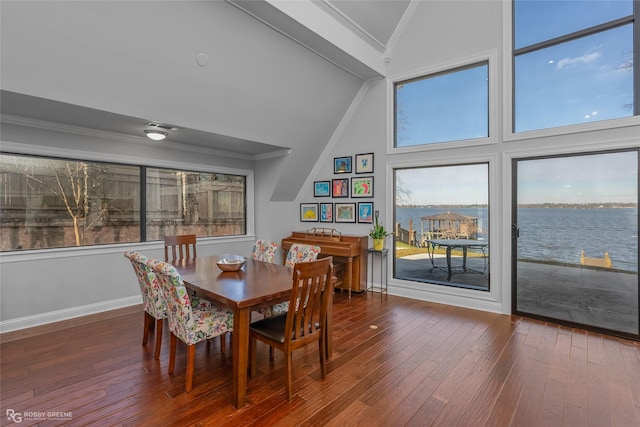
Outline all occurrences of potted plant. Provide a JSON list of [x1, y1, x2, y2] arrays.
[[369, 212, 389, 251]]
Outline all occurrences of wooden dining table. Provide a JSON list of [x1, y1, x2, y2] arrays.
[[171, 255, 333, 408]]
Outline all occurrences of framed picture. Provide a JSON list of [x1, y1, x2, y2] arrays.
[[300, 203, 319, 222], [355, 153, 374, 174], [314, 181, 331, 197], [334, 156, 352, 174], [332, 178, 349, 198], [351, 176, 373, 198], [320, 203, 333, 222], [335, 203, 356, 223], [357, 202, 374, 224]]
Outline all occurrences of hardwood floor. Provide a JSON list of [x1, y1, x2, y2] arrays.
[[2, 292, 639, 426]]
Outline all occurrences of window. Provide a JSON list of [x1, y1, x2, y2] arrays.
[[0, 154, 247, 251], [146, 168, 246, 240], [395, 62, 489, 147], [513, 0, 635, 132], [394, 163, 490, 291]]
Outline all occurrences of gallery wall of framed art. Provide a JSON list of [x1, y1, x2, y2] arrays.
[[301, 152, 375, 224]]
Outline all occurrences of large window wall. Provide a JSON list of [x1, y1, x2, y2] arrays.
[[387, 1, 638, 330]]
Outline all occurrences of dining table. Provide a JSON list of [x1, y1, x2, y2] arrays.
[[171, 254, 333, 408]]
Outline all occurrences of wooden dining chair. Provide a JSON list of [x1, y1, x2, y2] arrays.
[[147, 258, 234, 392], [164, 234, 197, 261], [249, 256, 334, 401]]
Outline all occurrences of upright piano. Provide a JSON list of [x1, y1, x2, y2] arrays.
[[282, 228, 368, 296]]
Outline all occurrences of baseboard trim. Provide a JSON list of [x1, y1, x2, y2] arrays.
[[0, 295, 142, 334]]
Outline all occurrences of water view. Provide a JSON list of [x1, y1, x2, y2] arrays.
[[396, 206, 638, 273]]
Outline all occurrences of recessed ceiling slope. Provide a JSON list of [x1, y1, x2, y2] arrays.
[[227, 0, 395, 80], [322, 0, 411, 50], [0, 90, 291, 159]]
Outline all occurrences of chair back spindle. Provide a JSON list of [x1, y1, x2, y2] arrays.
[[249, 257, 334, 400], [164, 234, 197, 261]]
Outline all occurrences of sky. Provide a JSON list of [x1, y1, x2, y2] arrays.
[[398, 0, 633, 145], [395, 1, 636, 206], [396, 164, 489, 206], [396, 151, 637, 206], [517, 151, 638, 204]]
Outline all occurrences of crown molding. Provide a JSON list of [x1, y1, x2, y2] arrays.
[[312, 0, 387, 53], [386, 0, 421, 54], [227, 0, 384, 80]]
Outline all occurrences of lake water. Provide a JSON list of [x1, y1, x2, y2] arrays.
[[396, 207, 638, 273]]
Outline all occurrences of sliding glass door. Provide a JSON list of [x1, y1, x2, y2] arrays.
[[512, 150, 639, 338]]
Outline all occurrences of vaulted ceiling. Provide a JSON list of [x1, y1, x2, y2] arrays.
[[1, 0, 412, 199], [2, 0, 410, 153]]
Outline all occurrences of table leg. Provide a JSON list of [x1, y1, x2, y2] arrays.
[[427, 242, 435, 271], [232, 308, 250, 408], [326, 293, 333, 360], [346, 257, 353, 298], [462, 246, 468, 271]]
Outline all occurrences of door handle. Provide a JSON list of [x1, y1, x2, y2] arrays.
[[512, 224, 520, 239]]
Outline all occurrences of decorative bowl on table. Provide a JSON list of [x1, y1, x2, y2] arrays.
[[216, 255, 248, 272]]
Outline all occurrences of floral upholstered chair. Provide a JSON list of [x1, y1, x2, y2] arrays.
[[259, 243, 321, 318], [147, 258, 234, 392], [284, 243, 322, 269], [124, 250, 167, 360], [124, 250, 212, 360], [250, 239, 280, 263]]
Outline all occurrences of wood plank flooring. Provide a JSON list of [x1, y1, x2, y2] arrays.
[[1, 292, 639, 426]]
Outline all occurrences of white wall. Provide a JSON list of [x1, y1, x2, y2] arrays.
[[292, 0, 640, 314], [0, 125, 257, 330], [0, 0, 361, 331], [0, 0, 363, 202]]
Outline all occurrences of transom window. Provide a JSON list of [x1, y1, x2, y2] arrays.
[[513, 0, 636, 132], [395, 62, 489, 147]]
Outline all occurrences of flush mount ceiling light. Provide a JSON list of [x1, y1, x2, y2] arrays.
[[144, 130, 168, 141], [144, 122, 179, 141]]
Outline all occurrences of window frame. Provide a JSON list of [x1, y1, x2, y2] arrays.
[[0, 144, 254, 254], [386, 152, 501, 306], [388, 51, 498, 155], [392, 161, 491, 292], [506, 0, 639, 140]]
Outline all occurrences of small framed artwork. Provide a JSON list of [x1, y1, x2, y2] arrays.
[[355, 153, 374, 174], [351, 176, 373, 198], [358, 202, 374, 224], [335, 203, 356, 223], [332, 178, 349, 198], [300, 203, 319, 222], [314, 181, 331, 197], [320, 203, 333, 223], [334, 156, 352, 174]]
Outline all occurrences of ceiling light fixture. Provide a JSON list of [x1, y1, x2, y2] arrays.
[[144, 129, 168, 141]]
